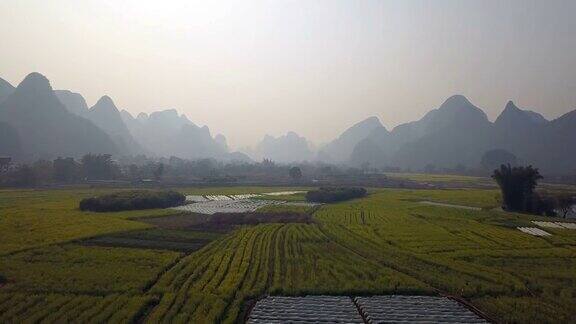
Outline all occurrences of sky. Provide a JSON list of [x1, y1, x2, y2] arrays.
[[0, 0, 575, 149]]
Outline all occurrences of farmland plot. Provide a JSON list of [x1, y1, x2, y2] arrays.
[[248, 296, 364, 324], [355, 295, 487, 323], [532, 220, 576, 229], [0, 292, 154, 323], [0, 244, 180, 294], [185, 195, 209, 203], [2, 187, 576, 323], [517, 227, 552, 236], [171, 199, 283, 214], [171, 198, 318, 215]]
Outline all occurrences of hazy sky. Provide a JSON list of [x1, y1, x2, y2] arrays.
[[1, 0, 575, 149]]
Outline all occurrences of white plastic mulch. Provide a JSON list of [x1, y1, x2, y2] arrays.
[[248, 296, 364, 324], [263, 191, 305, 196], [532, 221, 576, 229], [230, 194, 262, 200], [561, 222, 576, 229], [175, 191, 316, 215], [185, 195, 210, 203], [354, 295, 487, 324], [205, 195, 233, 201], [248, 295, 487, 324], [171, 199, 284, 215], [185, 192, 302, 202], [517, 227, 551, 236]]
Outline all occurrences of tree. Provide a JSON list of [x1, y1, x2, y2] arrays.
[[53, 157, 79, 182], [481, 149, 518, 172], [8, 164, 37, 187], [555, 195, 576, 218], [81, 154, 116, 180], [31, 160, 53, 184], [492, 164, 542, 212], [289, 166, 302, 181], [128, 164, 140, 181], [153, 163, 164, 181]]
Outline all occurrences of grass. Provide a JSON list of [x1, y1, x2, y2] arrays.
[[1, 186, 575, 323]]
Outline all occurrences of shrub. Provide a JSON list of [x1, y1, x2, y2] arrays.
[[306, 187, 367, 203], [79, 190, 186, 212]]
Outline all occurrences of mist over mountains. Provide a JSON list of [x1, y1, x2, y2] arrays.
[[0, 72, 246, 162], [0, 73, 119, 160], [346, 95, 576, 174], [0, 72, 575, 174]]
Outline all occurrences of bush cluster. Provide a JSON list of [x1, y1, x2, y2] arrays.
[[306, 187, 367, 203], [79, 190, 185, 212]]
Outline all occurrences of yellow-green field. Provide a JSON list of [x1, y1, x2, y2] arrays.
[[1, 187, 575, 323], [385, 172, 491, 184]]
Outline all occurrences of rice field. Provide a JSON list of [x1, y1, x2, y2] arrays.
[[1, 187, 576, 323]]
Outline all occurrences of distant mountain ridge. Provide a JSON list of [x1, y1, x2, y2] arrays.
[[0, 77, 15, 104], [1, 72, 574, 173], [121, 109, 247, 161], [0, 73, 118, 159], [0, 72, 243, 161], [55, 90, 89, 117], [319, 116, 385, 162], [87, 95, 144, 155], [346, 95, 576, 174], [251, 132, 313, 163]]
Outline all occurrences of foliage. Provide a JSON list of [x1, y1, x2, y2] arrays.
[[53, 157, 80, 182], [81, 153, 119, 180], [306, 186, 367, 203], [1, 164, 37, 186], [492, 164, 544, 213], [554, 194, 576, 218], [153, 163, 164, 181], [79, 190, 185, 212], [288, 166, 302, 180]]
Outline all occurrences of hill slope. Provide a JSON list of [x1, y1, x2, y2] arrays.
[[0, 73, 118, 159]]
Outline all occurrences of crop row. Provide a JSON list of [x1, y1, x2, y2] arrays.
[[0, 292, 153, 323], [146, 223, 430, 323]]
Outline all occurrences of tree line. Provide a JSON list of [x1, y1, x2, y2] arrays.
[[0, 154, 368, 187], [492, 164, 575, 218]]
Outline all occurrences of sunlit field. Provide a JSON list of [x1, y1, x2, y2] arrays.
[[1, 187, 575, 323]]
